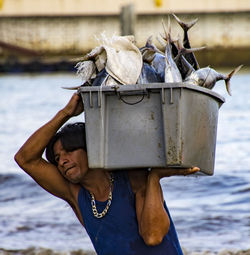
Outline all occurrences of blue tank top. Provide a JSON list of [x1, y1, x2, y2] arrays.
[[78, 171, 183, 255]]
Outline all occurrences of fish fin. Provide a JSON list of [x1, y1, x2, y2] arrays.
[[225, 65, 243, 96], [145, 35, 153, 47], [176, 35, 183, 48], [161, 19, 168, 40], [168, 15, 171, 36], [61, 85, 82, 90], [175, 39, 205, 61], [172, 13, 198, 32], [70, 57, 85, 62], [202, 67, 212, 87], [184, 46, 206, 53], [161, 16, 172, 40], [144, 35, 164, 55], [157, 34, 167, 48]]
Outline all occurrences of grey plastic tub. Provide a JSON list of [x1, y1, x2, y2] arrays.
[[79, 83, 225, 175]]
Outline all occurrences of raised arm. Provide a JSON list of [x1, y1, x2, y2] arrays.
[[14, 93, 84, 201], [129, 167, 199, 246]]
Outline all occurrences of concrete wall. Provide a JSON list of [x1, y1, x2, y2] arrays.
[[1, 0, 250, 16], [1, 12, 249, 51], [0, 0, 250, 67]]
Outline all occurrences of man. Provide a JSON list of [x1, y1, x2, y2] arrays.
[[15, 93, 199, 255]]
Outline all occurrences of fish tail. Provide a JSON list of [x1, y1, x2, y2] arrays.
[[168, 15, 171, 35], [172, 13, 198, 32], [161, 19, 169, 40], [225, 65, 243, 96], [161, 16, 173, 41]]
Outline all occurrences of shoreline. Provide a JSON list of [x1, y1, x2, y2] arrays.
[[0, 47, 249, 73], [0, 247, 249, 255]]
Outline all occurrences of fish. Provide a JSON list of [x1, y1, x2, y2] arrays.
[[158, 21, 179, 58], [140, 46, 156, 64], [92, 68, 110, 86], [175, 55, 195, 80], [137, 62, 162, 84], [151, 53, 165, 82], [185, 65, 243, 95], [172, 13, 200, 70], [161, 20, 182, 83], [63, 68, 120, 89], [105, 75, 121, 86], [164, 39, 182, 83], [140, 36, 165, 82], [174, 38, 205, 79]]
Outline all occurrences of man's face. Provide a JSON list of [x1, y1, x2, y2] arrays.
[[53, 139, 89, 183]]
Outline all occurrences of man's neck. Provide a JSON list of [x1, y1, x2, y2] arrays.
[[80, 169, 112, 201]]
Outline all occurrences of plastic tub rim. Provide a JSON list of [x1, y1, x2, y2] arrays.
[[78, 82, 225, 104]]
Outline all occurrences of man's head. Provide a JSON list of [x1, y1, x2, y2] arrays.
[[45, 122, 87, 166]]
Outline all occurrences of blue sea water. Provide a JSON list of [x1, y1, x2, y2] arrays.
[[0, 70, 249, 253]]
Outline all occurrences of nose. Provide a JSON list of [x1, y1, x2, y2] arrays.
[[58, 151, 69, 167]]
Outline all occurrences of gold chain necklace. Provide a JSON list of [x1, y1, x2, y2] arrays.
[[90, 173, 114, 219]]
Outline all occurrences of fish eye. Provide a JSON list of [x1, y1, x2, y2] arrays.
[[198, 79, 205, 85]]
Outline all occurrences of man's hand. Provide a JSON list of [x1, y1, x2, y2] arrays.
[[62, 93, 84, 117], [149, 167, 200, 179]]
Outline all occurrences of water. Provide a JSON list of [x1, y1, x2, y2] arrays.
[[0, 70, 249, 253]]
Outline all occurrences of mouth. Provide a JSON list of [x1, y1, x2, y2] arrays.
[[64, 166, 75, 175]]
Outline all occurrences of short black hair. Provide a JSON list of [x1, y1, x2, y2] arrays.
[[45, 122, 87, 166]]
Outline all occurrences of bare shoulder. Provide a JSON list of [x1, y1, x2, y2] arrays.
[[68, 182, 81, 202], [127, 169, 148, 193], [21, 157, 78, 204], [67, 183, 84, 226]]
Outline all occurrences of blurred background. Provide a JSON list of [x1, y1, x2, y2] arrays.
[[0, 1, 249, 254], [0, 0, 250, 72]]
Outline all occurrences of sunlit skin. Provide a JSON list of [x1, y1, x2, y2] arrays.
[[53, 140, 89, 184], [53, 139, 111, 201]]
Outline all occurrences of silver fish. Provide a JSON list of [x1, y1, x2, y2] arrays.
[[185, 65, 243, 95], [137, 62, 162, 84], [151, 53, 165, 82], [161, 20, 182, 83], [140, 36, 165, 82], [92, 68, 110, 86]]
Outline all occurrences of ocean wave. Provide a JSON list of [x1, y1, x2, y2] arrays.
[[1, 73, 249, 255], [0, 247, 249, 255]]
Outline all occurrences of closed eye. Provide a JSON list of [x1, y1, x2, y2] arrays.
[[54, 154, 59, 163]]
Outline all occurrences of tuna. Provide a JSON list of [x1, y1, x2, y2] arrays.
[[185, 65, 243, 96]]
